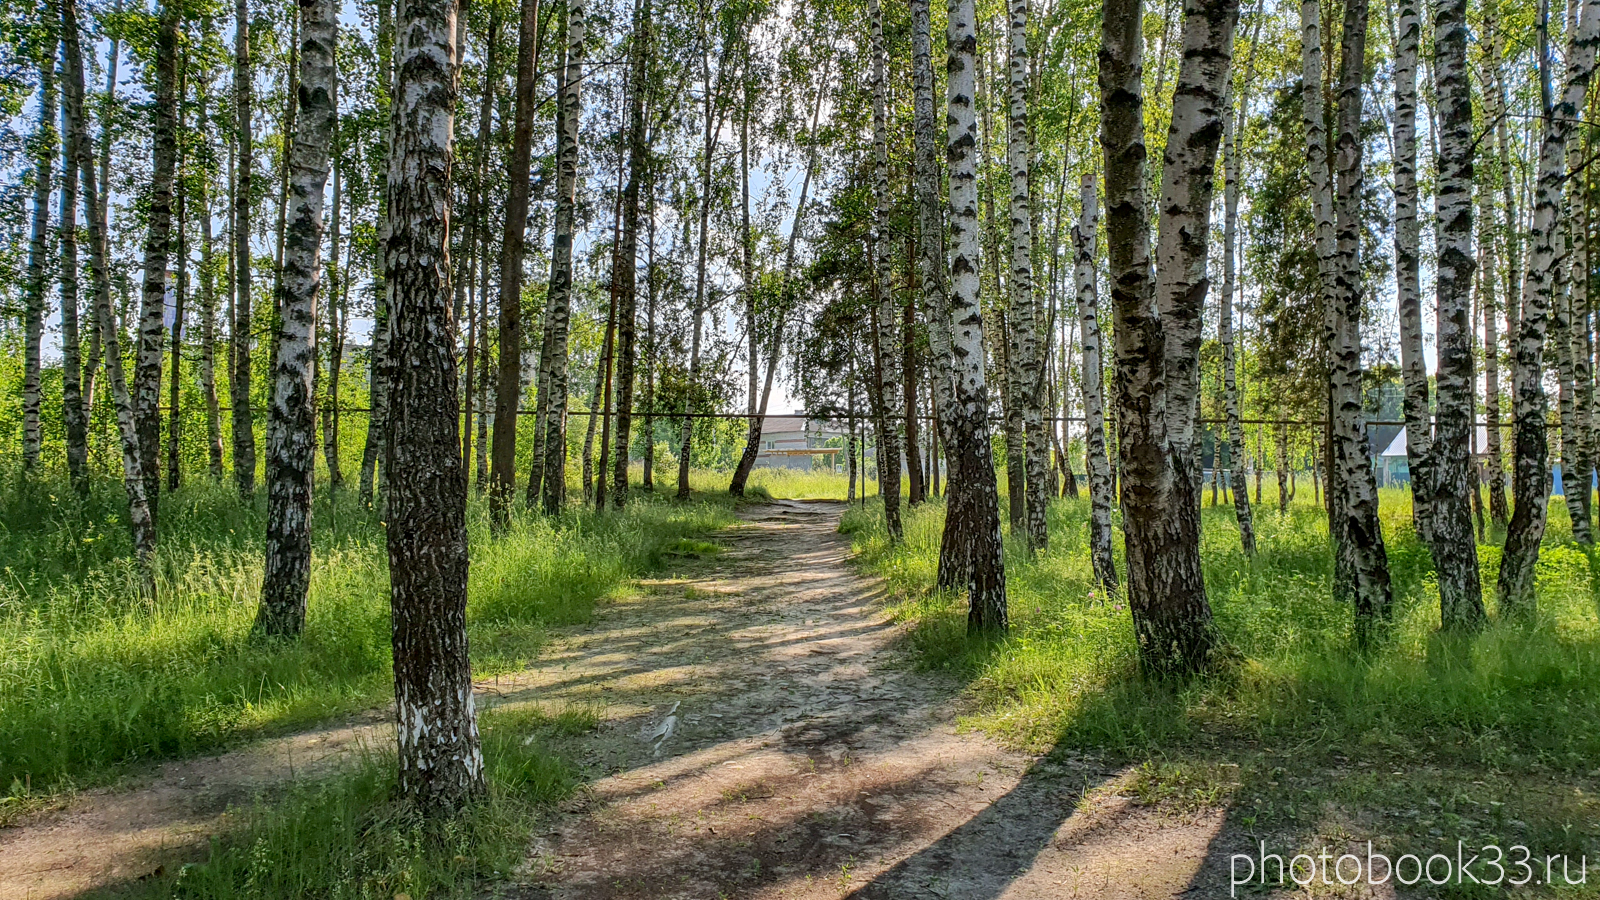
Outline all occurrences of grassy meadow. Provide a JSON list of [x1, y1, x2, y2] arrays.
[[13, 461, 1600, 898], [843, 486, 1600, 891], [0, 471, 743, 801]]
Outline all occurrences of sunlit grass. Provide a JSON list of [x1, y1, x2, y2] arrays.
[[0, 474, 734, 795], [107, 703, 598, 900], [842, 483, 1600, 772]]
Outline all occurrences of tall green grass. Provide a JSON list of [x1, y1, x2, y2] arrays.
[[843, 487, 1600, 773], [740, 466, 858, 500], [0, 475, 734, 795]]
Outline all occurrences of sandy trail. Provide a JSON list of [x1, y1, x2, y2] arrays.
[[0, 713, 388, 899], [508, 500, 1242, 900], [0, 500, 1250, 900]]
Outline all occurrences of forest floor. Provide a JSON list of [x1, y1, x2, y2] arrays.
[[1, 499, 1272, 900], [508, 499, 1252, 900]]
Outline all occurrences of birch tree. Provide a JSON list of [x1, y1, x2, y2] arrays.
[[1219, 37, 1256, 556], [1480, 19, 1517, 528], [1501, 0, 1600, 613], [322, 131, 344, 489], [136, 0, 183, 521], [1562, 78, 1595, 543], [947, 0, 1007, 631], [1301, 0, 1393, 637], [258, 0, 336, 639], [867, 0, 903, 542], [1428, 0, 1486, 629], [911, 0, 969, 587], [232, 0, 258, 498], [1479, 184, 1508, 527], [56, 54, 92, 496], [492, 0, 542, 526], [61, 0, 156, 592], [198, 87, 225, 482], [23, 55, 54, 474], [1005, 0, 1048, 552], [1102, 0, 1234, 675], [383, 0, 483, 812], [1393, 0, 1432, 539], [611, 0, 650, 508], [539, 0, 584, 515], [1074, 174, 1117, 590]]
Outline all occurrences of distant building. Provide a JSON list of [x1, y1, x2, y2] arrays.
[[752, 416, 848, 470], [1379, 424, 1513, 491]]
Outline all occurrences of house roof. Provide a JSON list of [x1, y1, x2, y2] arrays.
[[760, 415, 847, 438], [1380, 424, 1492, 457]]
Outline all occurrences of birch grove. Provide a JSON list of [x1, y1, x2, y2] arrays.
[[5, 0, 1600, 778]]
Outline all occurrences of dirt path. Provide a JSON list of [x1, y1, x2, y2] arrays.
[[0, 712, 389, 899], [508, 501, 1240, 899], [0, 501, 1247, 900]]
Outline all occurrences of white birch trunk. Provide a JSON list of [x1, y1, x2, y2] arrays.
[[1220, 74, 1256, 556], [383, 0, 484, 812], [1429, 0, 1487, 628], [540, 0, 585, 513], [1564, 90, 1595, 541], [259, 0, 336, 638], [1005, 0, 1049, 553], [1074, 174, 1118, 591], [1501, 0, 1600, 613], [23, 64, 54, 474], [1393, 0, 1433, 539], [946, 0, 1007, 630], [61, 0, 156, 592], [135, 0, 181, 521]]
